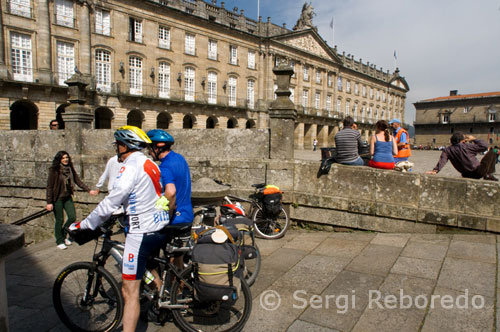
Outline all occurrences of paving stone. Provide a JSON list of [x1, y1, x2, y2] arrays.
[[409, 233, 452, 245], [345, 244, 402, 276], [283, 231, 330, 252], [390, 256, 442, 280], [255, 236, 288, 257], [311, 237, 368, 259], [401, 240, 448, 261], [370, 233, 411, 248], [286, 320, 340, 332], [273, 255, 350, 294], [437, 257, 496, 297], [299, 270, 384, 332], [452, 234, 496, 244], [351, 273, 435, 332], [328, 232, 377, 242], [447, 240, 496, 264], [421, 287, 494, 332], [261, 248, 308, 274]]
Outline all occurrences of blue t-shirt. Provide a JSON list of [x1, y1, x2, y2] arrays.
[[372, 136, 395, 164], [159, 151, 193, 224]]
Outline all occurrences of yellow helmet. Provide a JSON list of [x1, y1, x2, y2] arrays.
[[114, 125, 152, 150]]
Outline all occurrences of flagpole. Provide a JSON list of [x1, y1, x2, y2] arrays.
[[257, 0, 260, 19]]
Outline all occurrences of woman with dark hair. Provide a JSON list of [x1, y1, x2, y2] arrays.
[[46, 151, 94, 249], [368, 120, 398, 170]]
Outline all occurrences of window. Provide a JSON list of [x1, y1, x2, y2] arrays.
[[336, 99, 341, 113], [326, 95, 332, 112], [354, 83, 359, 95], [327, 74, 332, 87], [290, 61, 296, 77], [129, 56, 142, 95], [158, 26, 170, 49], [158, 62, 170, 98], [346, 80, 351, 93], [442, 114, 449, 124], [382, 92, 386, 102], [389, 94, 393, 104], [208, 40, 217, 60], [10, 32, 32, 82], [302, 90, 308, 108], [303, 67, 309, 81], [55, 0, 74, 27], [289, 87, 295, 102], [228, 76, 237, 106], [345, 101, 350, 116], [185, 33, 195, 55], [369, 88, 373, 99], [463, 106, 469, 113], [337, 76, 342, 91], [362, 85, 366, 97], [229, 45, 237, 65], [489, 113, 496, 122], [56, 41, 74, 86], [316, 71, 321, 84], [207, 71, 217, 104], [95, 50, 111, 92], [376, 90, 380, 101], [10, 0, 31, 18], [353, 104, 358, 120], [184, 66, 195, 101], [129, 18, 142, 43], [274, 56, 280, 67], [247, 79, 255, 109], [247, 50, 255, 69], [273, 84, 277, 100], [315, 92, 320, 109], [95, 8, 111, 35]]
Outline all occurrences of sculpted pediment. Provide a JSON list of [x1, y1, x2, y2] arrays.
[[281, 34, 330, 59]]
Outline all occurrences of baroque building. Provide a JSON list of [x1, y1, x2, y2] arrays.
[[1, 0, 409, 148], [414, 91, 500, 147]]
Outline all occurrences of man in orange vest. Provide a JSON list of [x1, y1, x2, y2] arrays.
[[389, 118, 411, 162]]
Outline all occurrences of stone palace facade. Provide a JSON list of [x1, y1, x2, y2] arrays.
[[1, 0, 409, 148], [414, 90, 500, 147]]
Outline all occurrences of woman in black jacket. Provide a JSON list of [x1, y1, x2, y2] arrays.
[[46, 151, 94, 249]]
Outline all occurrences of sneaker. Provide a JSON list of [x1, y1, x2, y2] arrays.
[[57, 243, 67, 250], [484, 175, 499, 181], [64, 239, 72, 246]]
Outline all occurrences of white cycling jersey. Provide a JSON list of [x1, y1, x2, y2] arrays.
[[80, 151, 169, 234]]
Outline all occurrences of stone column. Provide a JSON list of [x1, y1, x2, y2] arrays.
[[0, 224, 24, 332], [79, 2, 92, 77], [37, 0, 53, 84], [0, 1, 7, 79], [268, 60, 297, 160]]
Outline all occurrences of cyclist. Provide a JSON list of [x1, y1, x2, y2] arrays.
[[70, 125, 169, 332]]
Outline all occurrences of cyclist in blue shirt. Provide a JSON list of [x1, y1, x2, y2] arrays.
[[147, 129, 193, 225]]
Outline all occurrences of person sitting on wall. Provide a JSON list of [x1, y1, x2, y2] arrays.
[[426, 133, 498, 181], [389, 118, 411, 162], [333, 116, 365, 166], [368, 120, 398, 169]]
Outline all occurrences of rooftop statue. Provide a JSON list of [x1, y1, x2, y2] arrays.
[[293, 2, 317, 31]]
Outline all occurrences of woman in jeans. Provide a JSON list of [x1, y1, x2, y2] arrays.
[[46, 151, 94, 249], [368, 120, 398, 170]]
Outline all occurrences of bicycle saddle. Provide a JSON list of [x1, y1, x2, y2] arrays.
[[251, 183, 266, 189]]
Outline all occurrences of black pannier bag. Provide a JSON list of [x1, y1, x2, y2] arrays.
[[191, 225, 242, 304], [221, 217, 257, 260], [262, 192, 282, 218]]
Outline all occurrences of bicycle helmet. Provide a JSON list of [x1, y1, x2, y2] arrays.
[[114, 125, 151, 150], [147, 129, 175, 144], [220, 202, 246, 217]]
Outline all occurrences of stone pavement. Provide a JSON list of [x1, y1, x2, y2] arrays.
[[6, 229, 500, 331]]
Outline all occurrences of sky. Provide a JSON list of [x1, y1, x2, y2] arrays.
[[216, 0, 500, 124]]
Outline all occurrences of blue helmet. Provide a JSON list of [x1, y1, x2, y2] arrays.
[[147, 129, 174, 144]]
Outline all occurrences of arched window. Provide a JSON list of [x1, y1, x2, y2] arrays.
[[184, 67, 195, 101], [228, 76, 237, 106], [157, 111, 171, 129], [158, 62, 170, 98], [206, 116, 217, 129], [227, 118, 237, 128], [96, 50, 111, 92], [94, 107, 113, 129], [247, 79, 255, 109], [183, 114, 194, 129], [207, 71, 217, 104], [129, 56, 143, 95], [245, 119, 256, 129], [10, 100, 38, 129], [127, 109, 143, 128]]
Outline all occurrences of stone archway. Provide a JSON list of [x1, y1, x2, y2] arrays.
[[157, 111, 172, 129], [10, 100, 38, 130], [245, 119, 256, 129], [94, 107, 113, 129], [56, 103, 69, 129], [183, 114, 196, 129], [227, 117, 238, 129], [206, 116, 218, 129], [127, 109, 144, 128]]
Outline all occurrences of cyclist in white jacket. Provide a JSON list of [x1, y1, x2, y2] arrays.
[[71, 126, 169, 332]]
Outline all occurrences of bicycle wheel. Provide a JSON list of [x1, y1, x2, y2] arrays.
[[171, 266, 252, 332], [242, 244, 261, 287], [252, 206, 290, 239], [53, 262, 124, 332]]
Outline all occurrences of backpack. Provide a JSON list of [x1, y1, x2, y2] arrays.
[[191, 225, 242, 303], [220, 217, 257, 260]]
